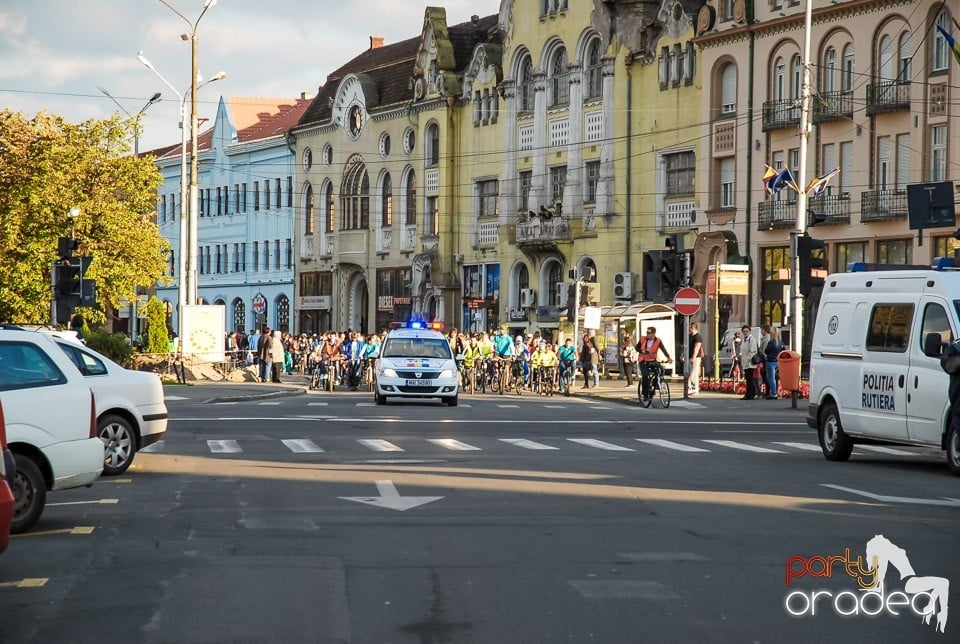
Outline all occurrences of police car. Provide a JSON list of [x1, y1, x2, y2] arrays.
[[375, 322, 459, 406]]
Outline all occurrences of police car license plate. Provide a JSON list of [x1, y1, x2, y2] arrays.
[[405, 378, 432, 386]]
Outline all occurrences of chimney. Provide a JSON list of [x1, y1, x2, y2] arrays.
[[369, 35, 384, 50], [471, 15, 479, 26]]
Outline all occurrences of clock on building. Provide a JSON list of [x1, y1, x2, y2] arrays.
[[348, 104, 364, 138]]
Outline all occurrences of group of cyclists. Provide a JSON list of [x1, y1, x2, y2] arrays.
[[296, 330, 384, 391]]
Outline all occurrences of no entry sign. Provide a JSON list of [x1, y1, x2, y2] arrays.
[[673, 287, 701, 316]]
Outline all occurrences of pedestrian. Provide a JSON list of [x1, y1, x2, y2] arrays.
[[727, 331, 742, 381], [248, 328, 261, 366], [763, 326, 783, 399], [258, 328, 273, 383], [620, 329, 637, 387], [686, 322, 704, 396], [739, 325, 760, 400], [270, 329, 285, 383], [940, 338, 960, 453], [579, 331, 599, 389]]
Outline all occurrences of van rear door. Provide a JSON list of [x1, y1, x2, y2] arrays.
[[906, 298, 954, 445]]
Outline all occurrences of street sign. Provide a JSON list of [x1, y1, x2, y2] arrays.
[[252, 293, 267, 315], [673, 287, 701, 316]]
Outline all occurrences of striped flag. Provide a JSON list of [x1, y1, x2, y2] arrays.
[[937, 24, 960, 66], [805, 167, 841, 198]]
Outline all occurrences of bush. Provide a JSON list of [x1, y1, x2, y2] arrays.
[[85, 331, 134, 367], [142, 296, 170, 354]]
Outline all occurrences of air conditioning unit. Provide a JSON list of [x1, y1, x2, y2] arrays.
[[520, 288, 536, 308], [556, 282, 569, 308], [613, 272, 633, 300]]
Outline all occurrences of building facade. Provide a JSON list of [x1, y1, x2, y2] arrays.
[[153, 96, 310, 334]]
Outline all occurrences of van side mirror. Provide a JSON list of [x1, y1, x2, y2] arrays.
[[923, 332, 944, 358]]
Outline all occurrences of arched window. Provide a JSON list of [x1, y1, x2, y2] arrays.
[[842, 44, 855, 92], [720, 63, 737, 114], [549, 46, 569, 106], [341, 160, 369, 230], [303, 183, 314, 235], [774, 57, 786, 100], [933, 11, 951, 71], [578, 257, 598, 282], [381, 173, 393, 227], [233, 298, 245, 333], [879, 35, 894, 80], [823, 48, 837, 93], [519, 55, 534, 112], [584, 38, 602, 100], [425, 123, 440, 166], [323, 181, 334, 233], [276, 295, 290, 333], [543, 260, 564, 306], [898, 32, 912, 81], [404, 168, 417, 225], [513, 263, 529, 309], [791, 55, 802, 100]]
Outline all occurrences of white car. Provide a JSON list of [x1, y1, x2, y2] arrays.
[[375, 326, 459, 406], [51, 335, 168, 475], [0, 329, 104, 533]]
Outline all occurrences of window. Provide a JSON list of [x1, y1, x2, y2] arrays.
[[842, 44, 855, 92], [898, 33, 912, 82], [241, 183, 247, 212], [304, 184, 315, 235], [341, 160, 370, 230], [276, 178, 282, 209], [684, 41, 696, 85], [263, 240, 269, 271], [823, 48, 837, 93], [425, 196, 439, 236], [216, 187, 221, 216], [550, 166, 566, 204], [586, 161, 600, 202], [240, 243, 246, 271], [478, 179, 498, 217], [774, 57, 786, 101], [264, 179, 270, 210], [474, 90, 482, 124], [0, 342, 67, 391], [720, 0, 733, 21], [254, 181, 260, 211], [877, 136, 891, 190], [382, 173, 393, 227], [879, 35, 895, 81], [253, 241, 259, 271], [720, 158, 735, 208], [275, 239, 281, 270], [659, 46, 670, 88], [933, 12, 951, 71], [877, 238, 912, 264], [405, 170, 417, 225], [896, 134, 910, 190], [287, 177, 293, 207], [836, 241, 867, 270], [425, 123, 440, 166], [921, 302, 954, 349], [233, 299, 245, 333], [324, 183, 334, 233], [665, 151, 695, 196], [721, 64, 737, 114], [673, 44, 684, 87], [585, 39, 602, 99], [930, 125, 947, 181], [215, 245, 222, 274], [840, 141, 853, 194], [519, 171, 532, 211], [519, 56, 534, 112], [233, 243, 240, 272], [168, 250, 175, 277], [276, 295, 290, 333], [549, 47, 569, 106], [791, 55, 802, 100], [866, 304, 913, 353], [285, 239, 292, 269]]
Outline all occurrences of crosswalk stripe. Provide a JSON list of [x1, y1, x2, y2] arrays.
[[140, 440, 165, 453], [357, 439, 404, 452], [635, 439, 709, 453], [500, 438, 559, 450], [543, 405, 567, 409], [281, 439, 324, 453], [308, 402, 328, 406], [428, 438, 482, 451], [856, 445, 915, 456], [590, 406, 612, 410], [207, 439, 242, 453], [702, 440, 784, 454], [497, 404, 519, 408], [773, 442, 822, 452], [258, 401, 282, 406], [356, 402, 375, 407], [163, 395, 189, 401], [214, 402, 238, 406], [568, 438, 634, 452]]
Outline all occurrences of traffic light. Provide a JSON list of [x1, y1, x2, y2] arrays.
[[53, 256, 94, 324], [57, 236, 78, 260], [797, 233, 826, 297]]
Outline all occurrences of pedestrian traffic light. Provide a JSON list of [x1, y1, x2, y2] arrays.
[[57, 236, 78, 260], [55, 260, 82, 298], [797, 233, 826, 297]]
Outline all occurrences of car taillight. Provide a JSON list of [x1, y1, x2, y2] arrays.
[[0, 399, 6, 448], [89, 391, 97, 439]]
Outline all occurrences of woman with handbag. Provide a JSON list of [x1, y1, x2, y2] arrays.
[[739, 325, 760, 400]]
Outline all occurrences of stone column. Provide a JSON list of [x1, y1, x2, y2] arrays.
[[596, 55, 617, 216], [499, 79, 518, 225], [563, 61, 583, 219], [530, 70, 548, 211]]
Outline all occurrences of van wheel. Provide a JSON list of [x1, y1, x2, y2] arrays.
[[818, 403, 853, 462], [947, 422, 960, 476], [11, 454, 46, 534]]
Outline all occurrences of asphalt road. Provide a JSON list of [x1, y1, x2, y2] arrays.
[[2, 388, 957, 643]]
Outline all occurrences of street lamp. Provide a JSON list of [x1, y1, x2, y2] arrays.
[[97, 87, 162, 155]]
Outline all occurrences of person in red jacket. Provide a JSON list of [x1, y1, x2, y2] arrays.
[[637, 326, 671, 401]]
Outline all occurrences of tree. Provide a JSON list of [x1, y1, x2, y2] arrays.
[[142, 296, 170, 354], [0, 109, 171, 324]]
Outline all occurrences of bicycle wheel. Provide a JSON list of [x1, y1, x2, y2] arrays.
[[513, 364, 525, 396], [310, 370, 320, 390], [658, 375, 671, 408], [490, 364, 502, 394], [638, 382, 652, 408], [327, 364, 335, 392]]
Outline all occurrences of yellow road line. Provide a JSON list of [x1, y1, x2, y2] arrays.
[[100, 478, 132, 484], [11, 526, 95, 538], [0, 578, 49, 588], [47, 499, 119, 507]]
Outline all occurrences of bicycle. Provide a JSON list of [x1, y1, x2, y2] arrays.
[[363, 358, 377, 392], [557, 360, 575, 396], [488, 356, 503, 394], [638, 362, 670, 408], [534, 366, 556, 396], [510, 358, 526, 395]]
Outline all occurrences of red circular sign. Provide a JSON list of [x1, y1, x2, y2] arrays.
[[673, 287, 701, 316], [252, 294, 267, 315]]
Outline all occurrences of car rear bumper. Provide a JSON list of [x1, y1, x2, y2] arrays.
[[137, 404, 168, 439]]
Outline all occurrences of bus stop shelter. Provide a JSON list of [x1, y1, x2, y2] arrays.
[[587, 303, 678, 377]]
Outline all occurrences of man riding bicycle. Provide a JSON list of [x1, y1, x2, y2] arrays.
[[638, 326, 671, 402], [557, 337, 577, 383]]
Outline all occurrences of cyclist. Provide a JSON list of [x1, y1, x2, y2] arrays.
[[462, 335, 483, 387], [514, 335, 531, 387], [321, 333, 344, 386], [638, 326, 671, 403], [345, 332, 365, 390], [532, 340, 558, 394], [558, 337, 577, 387], [490, 326, 514, 382]]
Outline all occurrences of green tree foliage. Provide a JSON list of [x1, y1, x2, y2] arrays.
[[142, 296, 170, 354], [0, 110, 171, 324], [84, 330, 134, 368]]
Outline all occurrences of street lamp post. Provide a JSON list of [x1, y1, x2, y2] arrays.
[[97, 87, 162, 155]]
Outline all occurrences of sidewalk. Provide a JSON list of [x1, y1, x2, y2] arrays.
[[164, 373, 805, 411]]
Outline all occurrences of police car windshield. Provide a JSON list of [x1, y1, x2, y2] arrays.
[[382, 338, 452, 359]]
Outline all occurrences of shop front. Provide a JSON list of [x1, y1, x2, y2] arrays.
[[298, 271, 333, 334], [462, 263, 500, 334], [376, 267, 413, 331]]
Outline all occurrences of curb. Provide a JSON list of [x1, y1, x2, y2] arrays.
[[200, 387, 308, 404]]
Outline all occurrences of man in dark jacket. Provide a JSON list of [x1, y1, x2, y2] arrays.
[[940, 339, 960, 440]]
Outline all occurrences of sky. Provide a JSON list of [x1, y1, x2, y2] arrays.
[[0, 0, 503, 153]]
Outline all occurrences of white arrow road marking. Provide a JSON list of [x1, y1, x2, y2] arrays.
[[339, 480, 443, 511], [357, 439, 404, 452], [428, 438, 482, 451], [500, 438, 559, 450], [635, 439, 709, 453], [140, 440, 165, 453], [207, 440, 242, 453], [821, 484, 960, 508], [773, 442, 822, 452], [568, 438, 634, 451], [855, 445, 915, 456], [281, 439, 324, 453], [702, 440, 784, 453]]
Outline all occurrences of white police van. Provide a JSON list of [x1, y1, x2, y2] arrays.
[[807, 260, 960, 475], [375, 322, 459, 406]]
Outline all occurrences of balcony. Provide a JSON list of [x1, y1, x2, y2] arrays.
[[757, 199, 798, 230], [861, 189, 907, 222], [762, 99, 800, 132], [377, 227, 393, 252], [516, 215, 572, 250], [319, 234, 334, 258], [812, 90, 853, 124], [300, 234, 315, 260], [475, 219, 499, 247], [807, 193, 851, 225], [657, 201, 696, 232], [399, 224, 418, 252], [866, 80, 910, 116]]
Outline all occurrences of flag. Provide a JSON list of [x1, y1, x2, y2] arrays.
[[764, 166, 799, 197], [805, 167, 841, 198], [937, 24, 960, 66]]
